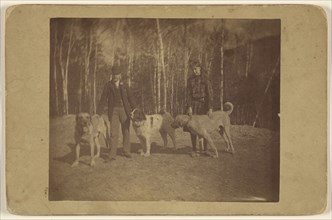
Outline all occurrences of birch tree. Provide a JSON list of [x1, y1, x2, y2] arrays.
[[182, 24, 192, 107], [92, 41, 98, 114], [83, 27, 93, 111], [220, 27, 225, 111], [156, 19, 167, 112], [58, 21, 75, 115], [53, 23, 59, 116]]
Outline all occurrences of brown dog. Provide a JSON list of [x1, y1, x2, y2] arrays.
[[172, 102, 235, 158], [72, 113, 109, 167]]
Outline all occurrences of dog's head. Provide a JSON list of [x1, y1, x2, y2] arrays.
[[171, 115, 191, 128], [130, 108, 146, 122], [76, 112, 92, 127]]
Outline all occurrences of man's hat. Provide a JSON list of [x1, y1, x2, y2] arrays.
[[111, 65, 123, 76], [192, 61, 201, 68]]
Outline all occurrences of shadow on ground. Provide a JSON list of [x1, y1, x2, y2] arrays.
[[53, 141, 194, 166]]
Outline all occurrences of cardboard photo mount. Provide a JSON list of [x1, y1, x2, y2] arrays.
[[5, 4, 328, 215]]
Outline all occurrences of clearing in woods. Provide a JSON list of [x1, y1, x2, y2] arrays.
[[49, 115, 279, 202]]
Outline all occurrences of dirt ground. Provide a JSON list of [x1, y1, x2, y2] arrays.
[[49, 115, 279, 202]]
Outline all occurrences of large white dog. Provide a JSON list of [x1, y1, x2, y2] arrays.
[[130, 109, 177, 157]]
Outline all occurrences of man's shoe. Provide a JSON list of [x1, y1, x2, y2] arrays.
[[104, 157, 116, 163], [190, 151, 200, 158], [124, 153, 132, 158], [202, 150, 212, 157]]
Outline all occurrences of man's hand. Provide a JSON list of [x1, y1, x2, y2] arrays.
[[188, 107, 193, 116], [207, 108, 213, 117]]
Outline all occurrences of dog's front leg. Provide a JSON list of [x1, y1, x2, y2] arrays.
[[144, 136, 151, 157], [138, 136, 146, 156], [94, 136, 101, 158], [169, 129, 177, 150], [71, 143, 80, 167], [160, 130, 168, 148], [90, 139, 96, 167]]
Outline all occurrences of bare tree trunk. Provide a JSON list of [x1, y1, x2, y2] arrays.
[[63, 22, 75, 115], [182, 24, 191, 107], [245, 43, 250, 78], [207, 52, 212, 78], [198, 52, 202, 64], [203, 53, 207, 75], [184, 51, 189, 106], [245, 40, 254, 78], [127, 32, 134, 88], [249, 41, 254, 74], [53, 25, 59, 116], [220, 29, 225, 111], [141, 81, 144, 111], [253, 56, 280, 127], [84, 31, 93, 111], [59, 25, 67, 115], [157, 55, 161, 113], [156, 19, 167, 112], [127, 53, 133, 88], [152, 62, 157, 113], [170, 74, 174, 115], [78, 70, 82, 113], [93, 42, 98, 114], [175, 74, 178, 115], [167, 41, 173, 114], [245, 42, 250, 78], [111, 20, 121, 67], [233, 34, 239, 77], [63, 78, 68, 115], [167, 40, 172, 113]]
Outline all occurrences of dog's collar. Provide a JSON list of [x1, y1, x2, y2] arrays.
[[132, 120, 145, 127], [77, 125, 91, 134], [182, 115, 192, 127], [131, 108, 139, 115]]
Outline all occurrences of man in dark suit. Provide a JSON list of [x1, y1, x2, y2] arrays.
[[186, 61, 213, 157], [97, 65, 136, 161]]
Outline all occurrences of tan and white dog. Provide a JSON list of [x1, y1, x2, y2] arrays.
[[72, 113, 109, 167], [171, 102, 235, 158], [130, 109, 177, 157]]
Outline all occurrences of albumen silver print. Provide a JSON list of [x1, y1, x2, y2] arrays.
[[49, 18, 280, 202]]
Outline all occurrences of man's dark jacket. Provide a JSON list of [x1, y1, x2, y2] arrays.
[[97, 81, 136, 119], [186, 75, 213, 110]]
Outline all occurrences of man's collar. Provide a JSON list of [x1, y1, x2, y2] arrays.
[[112, 81, 120, 88]]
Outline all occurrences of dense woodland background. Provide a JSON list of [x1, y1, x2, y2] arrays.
[[50, 18, 280, 130]]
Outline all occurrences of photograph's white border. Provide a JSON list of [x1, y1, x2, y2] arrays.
[[1, 0, 331, 219]]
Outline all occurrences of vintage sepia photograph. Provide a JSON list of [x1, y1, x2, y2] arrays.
[[49, 18, 280, 202]]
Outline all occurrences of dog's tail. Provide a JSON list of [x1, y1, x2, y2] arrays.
[[224, 102, 234, 115]]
